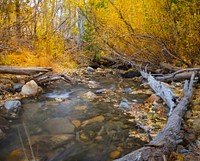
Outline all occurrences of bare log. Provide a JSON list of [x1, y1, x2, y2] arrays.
[[140, 70, 177, 115], [0, 66, 52, 75], [155, 68, 200, 81], [0, 66, 76, 85], [115, 73, 195, 161]]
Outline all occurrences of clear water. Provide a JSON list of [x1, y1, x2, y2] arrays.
[[0, 76, 150, 161]]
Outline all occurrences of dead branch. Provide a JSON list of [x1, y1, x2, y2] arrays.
[[155, 68, 200, 82]]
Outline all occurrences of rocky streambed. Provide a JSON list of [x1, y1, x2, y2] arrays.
[[0, 68, 199, 161]]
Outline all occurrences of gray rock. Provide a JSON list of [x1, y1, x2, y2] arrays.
[[21, 80, 41, 96], [152, 106, 158, 112], [87, 67, 95, 72], [122, 88, 132, 93], [4, 100, 21, 112], [119, 102, 131, 110], [43, 118, 75, 134], [13, 84, 23, 92]]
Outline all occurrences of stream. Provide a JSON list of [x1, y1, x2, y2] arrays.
[[0, 75, 151, 161]]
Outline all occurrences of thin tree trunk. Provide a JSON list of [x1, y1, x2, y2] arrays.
[[15, 0, 21, 38]]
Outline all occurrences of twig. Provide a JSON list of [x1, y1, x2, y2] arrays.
[[23, 122, 36, 161]]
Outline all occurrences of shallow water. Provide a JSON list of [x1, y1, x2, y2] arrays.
[[0, 76, 150, 161]]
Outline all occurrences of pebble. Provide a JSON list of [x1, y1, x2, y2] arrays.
[[152, 106, 158, 112], [110, 150, 121, 159]]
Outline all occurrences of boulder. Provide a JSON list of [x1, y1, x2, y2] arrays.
[[4, 100, 21, 112], [21, 80, 41, 96]]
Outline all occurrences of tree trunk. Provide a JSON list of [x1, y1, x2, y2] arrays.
[[15, 0, 21, 38]]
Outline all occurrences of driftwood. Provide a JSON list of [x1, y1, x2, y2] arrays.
[[0, 66, 75, 85], [115, 73, 195, 161], [140, 70, 177, 115]]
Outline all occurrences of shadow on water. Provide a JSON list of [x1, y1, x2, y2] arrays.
[[0, 76, 150, 161]]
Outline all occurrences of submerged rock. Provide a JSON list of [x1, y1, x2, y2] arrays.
[[4, 100, 21, 112], [43, 117, 75, 134], [110, 150, 121, 159], [72, 120, 81, 128], [21, 80, 41, 96], [81, 91, 97, 100], [81, 115, 105, 127], [31, 134, 74, 145]]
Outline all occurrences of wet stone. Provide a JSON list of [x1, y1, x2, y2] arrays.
[[31, 134, 74, 145], [81, 115, 104, 127], [110, 150, 121, 159], [13, 84, 23, 92], [43, 117, 75, 134], [81, 91, 97, 100], [4, 100, 21, 112]]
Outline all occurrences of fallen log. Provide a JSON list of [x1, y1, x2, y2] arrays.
[[140, 70, 177, 115], [0, 66, 52, 75], [0, 66, 76, 85], [159, 62, 181, 72], [155, 68, 200, 82], [115, 73, 195, 161]]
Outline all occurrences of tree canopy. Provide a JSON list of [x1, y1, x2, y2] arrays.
[[0, 0, 199, 68]]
